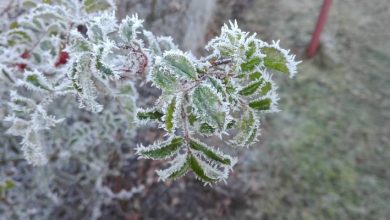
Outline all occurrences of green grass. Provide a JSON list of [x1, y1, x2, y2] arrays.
[[236, 57, 390, 219]]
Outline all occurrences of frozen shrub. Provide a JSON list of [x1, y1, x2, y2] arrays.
[[0, 0, 300, 210], [136, 21, 300, 184]]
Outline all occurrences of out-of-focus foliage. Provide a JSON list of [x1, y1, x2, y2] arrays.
[[0, 0, 142, 219]]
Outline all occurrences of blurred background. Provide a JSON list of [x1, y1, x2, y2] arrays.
[[115, 0, 390, 219], [2, 0, 390, 219]]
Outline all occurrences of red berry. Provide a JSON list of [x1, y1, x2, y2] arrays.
[[17, 50, 30, 70], [17, 63, 27, 70], [20, 51, 30, 59], [55, 51, 69, 67]]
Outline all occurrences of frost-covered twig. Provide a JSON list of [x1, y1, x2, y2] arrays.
[[136, 21, 301, 184]]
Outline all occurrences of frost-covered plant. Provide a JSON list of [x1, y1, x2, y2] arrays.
[[136, 21, 301, 184], [0, 1, 143, 218], [0, 109, 144, 219], [1, 0, 300, 189], [1, 0, 139, 166]]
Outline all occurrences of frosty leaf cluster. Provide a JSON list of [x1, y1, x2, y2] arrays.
[[0, 1, 142, 219], [136, 21, 301, 184], [1, 0, 138, 166], [1, 0, 300, 188]]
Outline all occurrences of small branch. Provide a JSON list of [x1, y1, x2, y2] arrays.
[[182, 59, 233, 95], [180, 102, 190, 143], [179, 95, 193, 157], [118, 43, 149, 75], [210, 58, 232, 66], [0, 1, 13, 17], [182, 73, 209, 93]]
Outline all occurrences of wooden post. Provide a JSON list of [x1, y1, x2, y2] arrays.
[[307, 0, 333, 58]]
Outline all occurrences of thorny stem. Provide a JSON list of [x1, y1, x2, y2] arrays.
[[178, 58, 232, 154], [182, 73, 209, 93], [182, 58, 232, 93], [210, 58, 232, 66], [174, 56, 238, 155], [180, 100, 190, 142], [180, 95, 193, 157]]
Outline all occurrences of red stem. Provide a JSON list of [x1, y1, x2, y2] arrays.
[[307, 0, 333, 58]]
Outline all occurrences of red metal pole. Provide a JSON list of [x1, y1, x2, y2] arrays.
[[307, 0, 333, 58]]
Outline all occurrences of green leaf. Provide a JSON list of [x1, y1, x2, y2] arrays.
[[240, 57, 261, 72], [138, 137, 183, 159], [249, 71, 262, 80], [168, 160, 190, 180], [156, 154, 189, 181], [32, 52, 41, 63], [119, 84, 134, 94], [151, 65, 179, 93], [218, 45, 235, 57], [95, 48, 114, 76], [88, 25, 104, 42], [260, 81, 272, 96], [7, 29, 32, 43], [0, 180, 15, 196], [137, 109, 164, 122], [233, 110, 255, 145], [40, 40, 55, 53], [249, 98, 272, 111], [189, 139, 232, 165], [188, 154, 217, 183], [70, 62, 82, 92], [119, 16, 142, 42], [83, 0, 111, 13], [192, 86, 225, 130], [120, 21, 134, 42], [238, 80, 263, 96], [164, 52, 197, 79], [165, 97, 176, 133], [25, 73, 51, 91], [3, 180, 15, 190], [227, 32, 236, 44], [245, 127, 258, 145], [199, 123, 215, 134], [224, 79, 236, 94], [22, 0, 37, 9], [208, 77, 225, 96], [188, 114, 197, 126], [70, 37, 91, 53], [226, 120, 236, 129], [246, 41, 256, 58], [10, 21, 18, 29], [261, 47, 289, 74]]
